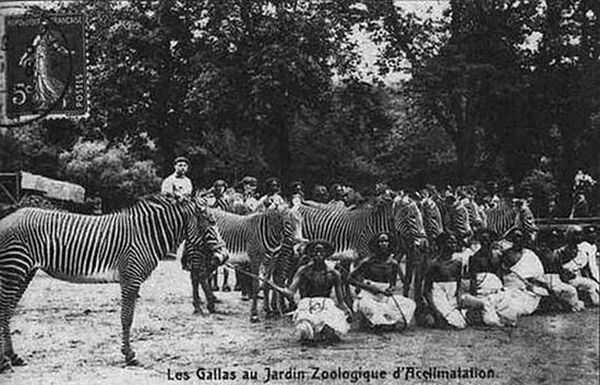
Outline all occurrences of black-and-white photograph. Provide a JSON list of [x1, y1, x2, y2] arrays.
[[0, 0, 598, 384]]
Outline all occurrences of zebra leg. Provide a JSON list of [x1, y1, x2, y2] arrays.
[[338, 261, 353, 309], [262, 265, 275, 317], [273, 273, 286, 316], [190, 270, 204, 314], [249, 261, 260, 323], [222, 268, 231, 292], [211, 270, 219, 291], [263, 286, 273, 318], [404, 253, 414, 298], [240, 263, 251, 301], [413, 250, 425, 306], [199, 273, 217, 313], [0, 267, 36, 371], [234, 269, 242, 291], [120, 282, 141, 366]]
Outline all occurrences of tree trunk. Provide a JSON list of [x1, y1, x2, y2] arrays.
[[451, 93, 477, 182], [263, 115, 290, 181]]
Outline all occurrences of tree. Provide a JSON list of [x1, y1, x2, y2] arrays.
[[183, 0, 362, 182], [533, 0, 600, 212], [59, 140, 161, 211], [411, 0, 542, 182]]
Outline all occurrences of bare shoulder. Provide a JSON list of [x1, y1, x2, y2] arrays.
[[327, 267, 342, 281], [387, 256, 399, 266], [352, 257, 371, 271], [295, 263, 313, 277]]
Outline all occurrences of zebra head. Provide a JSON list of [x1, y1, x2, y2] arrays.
[[392, 195, 428, 251], [185, 201, 229, 267], [287, 206, 308, 247]]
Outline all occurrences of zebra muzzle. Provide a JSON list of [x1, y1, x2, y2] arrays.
[[214, 249, 229, 266]]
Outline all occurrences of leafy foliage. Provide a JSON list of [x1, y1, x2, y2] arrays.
[[59, 140, 161, 211], [1, 0, 596, 214]]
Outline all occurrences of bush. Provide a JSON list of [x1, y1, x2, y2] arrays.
[[60, 140, 161, 211]]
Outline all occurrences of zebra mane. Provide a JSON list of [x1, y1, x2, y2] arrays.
[[116, 193, 207, 216], [208, 206, 289, 222], [301, 200, 350, 211]]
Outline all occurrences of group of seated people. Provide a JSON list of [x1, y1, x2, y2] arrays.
[[279, 225, 599, 345]]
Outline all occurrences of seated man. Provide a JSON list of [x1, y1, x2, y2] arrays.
[[461, 231, 547, 327], [282, 240, 352, 344], [348, 232, 416, 331], [459, 229, 506, 327], [424, 233, 468, 329], [496, 231, 547, 322], [558, 226, 600, 306], [537, 230, 584, 312], [258, 177, 288, 211]]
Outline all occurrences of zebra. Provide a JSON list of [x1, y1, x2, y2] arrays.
[[462, 196, 485, 232], [419, 194, 444, 243], [0, 194, 227, 370], [392, 195, 429, 301], [440, 194, 473, 243], [484, 198, 538, 241], [186, 207, 304, 322]]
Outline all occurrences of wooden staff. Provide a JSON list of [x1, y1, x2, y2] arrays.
[[224, 262, 292, 299]]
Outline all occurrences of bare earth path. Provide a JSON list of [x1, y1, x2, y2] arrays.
[[3, 262, 599, 385]]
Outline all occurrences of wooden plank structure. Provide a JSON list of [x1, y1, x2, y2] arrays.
[[0, 172, 20, 204], [0, 171, 89, 217], [535, 217, 600, 231], [0, 171, 85, 204]]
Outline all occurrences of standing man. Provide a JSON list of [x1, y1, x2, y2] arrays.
[[230, 176, 260, 297], [162, 156, 193, 260], [258, 177, 287, 211], [329, 183, 346, 207], [232, 176, 260, 215], [312, 185, 329, 203], [161, 156, 193, 198], [207, 179, 232, 291], [207, 179, 231, 211], [289, 181, 305, 206]]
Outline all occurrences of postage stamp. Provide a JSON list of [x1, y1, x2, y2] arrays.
[[1, 12, 87, 125]]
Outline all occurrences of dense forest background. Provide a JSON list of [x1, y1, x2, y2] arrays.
[[0, 0, 598, 213]]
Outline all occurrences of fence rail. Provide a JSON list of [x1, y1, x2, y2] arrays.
[[535, 217, 600, 230]]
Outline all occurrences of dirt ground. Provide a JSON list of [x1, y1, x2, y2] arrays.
[[3, 261, 599, 385]]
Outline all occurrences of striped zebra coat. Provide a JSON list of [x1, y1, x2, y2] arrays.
[[0, 194, 227, 369], [484, 199, 538, 240], [185, 207, 304, 321], [294, 197, 427, 300]]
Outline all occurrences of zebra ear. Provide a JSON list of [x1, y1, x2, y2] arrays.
[[194, 193, 209, 208]]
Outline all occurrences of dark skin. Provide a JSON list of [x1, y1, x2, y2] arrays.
[[468, 240, 501, 295], [348, 234, 401, 296], [282, 245, 352, 316], [424, 236, 462, 294]]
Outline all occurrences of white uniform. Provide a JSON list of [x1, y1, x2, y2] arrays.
[[161, 173, 193, 258], [562, 242, 600, 305], [161, 173, 193, 198]]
